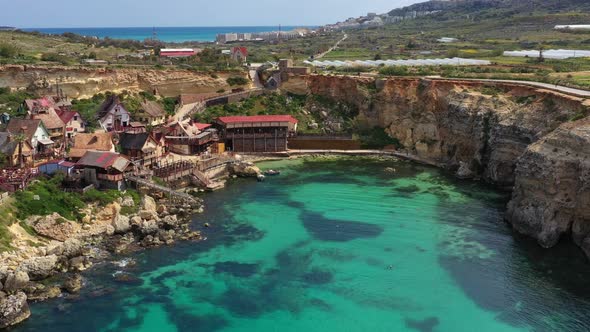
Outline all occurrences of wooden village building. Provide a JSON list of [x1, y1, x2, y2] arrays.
[[97, 95, 132, 132], [76, 151, 130, 190], [0, 132, 33, 167], [68, 133, 115, 161], [136, 100, 167, 127], [57, 110, 85, 138], [213, 115, 298, 152], [24, 97, 68, 140], [165, 120, 218, 155], [119, 132, 163, 165], [4, 118, 54, 157]]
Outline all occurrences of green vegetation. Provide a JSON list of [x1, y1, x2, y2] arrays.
[[226, 76, 250, 86], [0, 42, 19, 58], [0, 87, 36, 116], [0, 197, 18, 251], [13, 175, 86, 221], [12, 174, 141, 222], [195, 93, 303, 121]]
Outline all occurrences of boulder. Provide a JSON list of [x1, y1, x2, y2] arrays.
[[141, 196, 157, 214], [141, 220, 159, 235], [139, 210, 158, 221], [230, 162, 261, 178], [162, 215, 178, 229], [48, 239, 83, 258], [32, 213, 80, 241], [3, 272, 29, 293], [19, 255, 58, 280], [112, 215, 131, 234], [0, 292, 30, 328], [69, 256, 90, 272], [96, 202, 121, 222], [105, 225, 115, 236], [63, 274, 82, 294], [26, 285, 61, 301], [120, 196, 135, 207], [130, 215, 143, 226]]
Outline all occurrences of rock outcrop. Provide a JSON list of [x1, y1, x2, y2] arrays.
[[0, 65, 244, 98], [507, 118, 590, 252], [286, 75, 590, 258], [0, 292, 30, 328], [32, 213, 80, 241], [230, 162, 262, 177], [18, 255, 58, 280]]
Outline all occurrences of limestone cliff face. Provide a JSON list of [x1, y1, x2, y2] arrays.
[[293, 75, 587, 186], [0, 65, 244, 98], [284, 74, 590, 257], [507, 119, 590, 253]]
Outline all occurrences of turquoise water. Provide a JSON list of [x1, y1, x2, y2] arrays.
[[21, 27, 311, 43], [13, 158, 590, 331]]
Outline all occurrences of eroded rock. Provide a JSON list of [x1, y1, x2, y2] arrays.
[[0, 292, 30, 328]]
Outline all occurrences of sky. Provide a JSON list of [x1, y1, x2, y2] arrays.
[[0, 0, 424, 28]]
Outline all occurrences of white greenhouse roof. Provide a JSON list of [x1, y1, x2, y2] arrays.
[[307, 58, 491, 68]]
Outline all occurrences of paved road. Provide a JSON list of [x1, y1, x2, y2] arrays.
[[352, 73, 590, 98], [435, 77, 590, 98]]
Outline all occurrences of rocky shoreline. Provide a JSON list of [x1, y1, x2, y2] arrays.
[[0, 194, 203, 329]]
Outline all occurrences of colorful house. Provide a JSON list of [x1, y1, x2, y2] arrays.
[[57, 110, 85, 138], [231, 47, 248, 63], [119, 132, 162, 163], [68, 132, 115, 161], [4, 118, 54, 155], [0, 132, 34, 167], [136, 100, 167, 127], [76, 151, 130, 190], [97, 95, 131, 132], [165, 120, 218, 155]]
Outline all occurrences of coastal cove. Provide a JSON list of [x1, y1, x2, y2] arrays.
[[12, 157, 590, 332]]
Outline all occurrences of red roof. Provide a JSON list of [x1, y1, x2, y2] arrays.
[[217, 115, 298, 124], [194, 123, 212, 130], [231, 47, 248, 57], [57, 110, 80, 124]]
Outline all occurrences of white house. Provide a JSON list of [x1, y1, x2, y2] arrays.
[[58, 110, 85, 138], [97, 95, 131, 132]]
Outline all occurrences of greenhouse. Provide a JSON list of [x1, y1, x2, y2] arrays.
[[503, 49, 590, 60], [304, 58, 491, 68]]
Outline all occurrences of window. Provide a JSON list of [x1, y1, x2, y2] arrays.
[[74, 116, 78, 121]]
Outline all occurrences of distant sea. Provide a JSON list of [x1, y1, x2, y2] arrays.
[[21, 26, 312, 43]]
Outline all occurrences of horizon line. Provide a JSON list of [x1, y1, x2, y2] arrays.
[[19, 25, 321, 30]]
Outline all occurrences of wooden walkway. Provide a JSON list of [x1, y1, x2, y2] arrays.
[[124, 175, 198, 203]]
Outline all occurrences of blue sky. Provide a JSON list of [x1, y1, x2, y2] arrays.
[[0, 0, 423, 28]]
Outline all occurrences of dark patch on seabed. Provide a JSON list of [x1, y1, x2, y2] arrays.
[[301, 210, 383, 242], [302, 268, 333, 284], [405, 316, 440, 332], [213, 261, 259, 278]]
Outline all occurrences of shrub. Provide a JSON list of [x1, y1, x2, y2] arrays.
[[226, 76, 249, 86], [0, 42, 19, 58]]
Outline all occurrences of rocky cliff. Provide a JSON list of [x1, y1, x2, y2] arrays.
[[0, 65, 246, 98], [283, 74, 590, 257]]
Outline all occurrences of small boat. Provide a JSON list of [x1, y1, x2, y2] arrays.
[[257, 174, 266, 182], [264, 169, 281, 176]]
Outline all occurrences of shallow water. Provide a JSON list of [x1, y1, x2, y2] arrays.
[[14, 158, 590, 332]]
